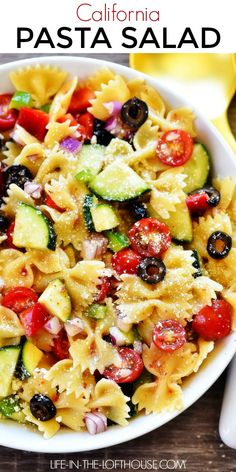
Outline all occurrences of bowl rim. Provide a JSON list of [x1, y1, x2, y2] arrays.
[[0, 55, 236, 453]]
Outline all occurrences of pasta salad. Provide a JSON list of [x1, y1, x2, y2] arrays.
[[0, 64, 235, 438]]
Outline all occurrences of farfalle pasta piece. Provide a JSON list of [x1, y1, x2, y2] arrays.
[[133, 120, 159, 152], [207, 249, 236, 287], [20, 369, 57, 402], [213, 177, 236, 211], [45, 175, 87, 213], [117, 246, 195, 303], [63, 260, 104, 309], [222, 282, 236, 329], [89, 379, 130, 426], [89, 76, 130, 120], [0, 306, 24, 338], [28, 247, 69, 274], [14, 143, 45, 175], [84, 68, 115, 91], [35, 149, 79, 185], [55, 393, 89, 431], [49, 77, 78, 121], [127, 78, 165, 120], [1, 253, 34, 289], [150, 169, 186, 219], [70, 331, 121, 374], [191, 211, 233, 259], [192, 276, 223, 312], [10, 65, 68, 107], [2, 141, 22, 167], [192, 338, 214, 373], [44, 120, 78, 149], [46, 360, 95, 399], [133, 342, 199, 413], [2, 184, 34, 217], [23, 405, 60, 439]]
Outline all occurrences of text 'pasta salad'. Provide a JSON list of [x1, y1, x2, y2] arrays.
[[0, 64, 235, 438]]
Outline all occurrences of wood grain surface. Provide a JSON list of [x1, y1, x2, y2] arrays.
[[0, 53, 236, 472]]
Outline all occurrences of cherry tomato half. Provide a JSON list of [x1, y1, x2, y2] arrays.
[[0, 94, 18, 131], [129, 218, 171, 258], [17, 108, 49, 141], [2, 287, 38, 314], [68, 87, 95, 114], [186, 192, 209, 213], [19, 302, 50, 337], [156, 129, 193, 167], [112, 248, 142, 275], [45, 195, 65, 213], [192, 299, 232, 340], [52, 329, 70, 360], [103, 347, 144, 383], [152, 320, 187, 352]]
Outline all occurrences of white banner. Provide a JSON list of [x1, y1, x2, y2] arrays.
[[0, 0, 235, 53]]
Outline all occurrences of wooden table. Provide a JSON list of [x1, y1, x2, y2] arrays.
[[0, 53, 236, 472]]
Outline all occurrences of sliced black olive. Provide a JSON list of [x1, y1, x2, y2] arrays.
[[121, 97, 148, 129], [4, 165, 32, 190], [191, 250, 202, 278], [94, 129, 114, 146], [93, 118, 106, 132], [0, 215, 9, 234], [30, 394, 56, 422], [188, 186, 221, 208], [138, 257, 166, 285], [130, 202, 149, 221], [207, 231, 232, 259]]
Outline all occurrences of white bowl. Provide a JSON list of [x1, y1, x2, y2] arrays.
[[0, 56, 236, 453]]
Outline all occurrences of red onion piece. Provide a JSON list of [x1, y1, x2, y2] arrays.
[[65, 318, 84, 337], [85, 412, 107, 435], [10, 125, 28, 146], [44, 317, 63, 335], [105, 116, 118, 133], [81, 234, 108, 260], [60, 136, 82, 153], [109, 327, 126, 346], [104, 101, 122, 116], [24, 182, 43, 199]]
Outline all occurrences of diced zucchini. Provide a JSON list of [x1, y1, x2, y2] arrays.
[[75, 144, 105, 183], [0, 346, 21, 397], [83, 194, 97, 232], [0, 395, 25, 423], [13, 203, 56, 251], [89, 162, 150, 201], [16, 340, 43, 380], [148, 200, 193, 242], [39, 279, 71, 322], [106, 230, 130, 252], [166, 201, 193, 242], [91, 204, 119, 232], [86, 304, 107, 320], [182, 143, 210, 193]]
